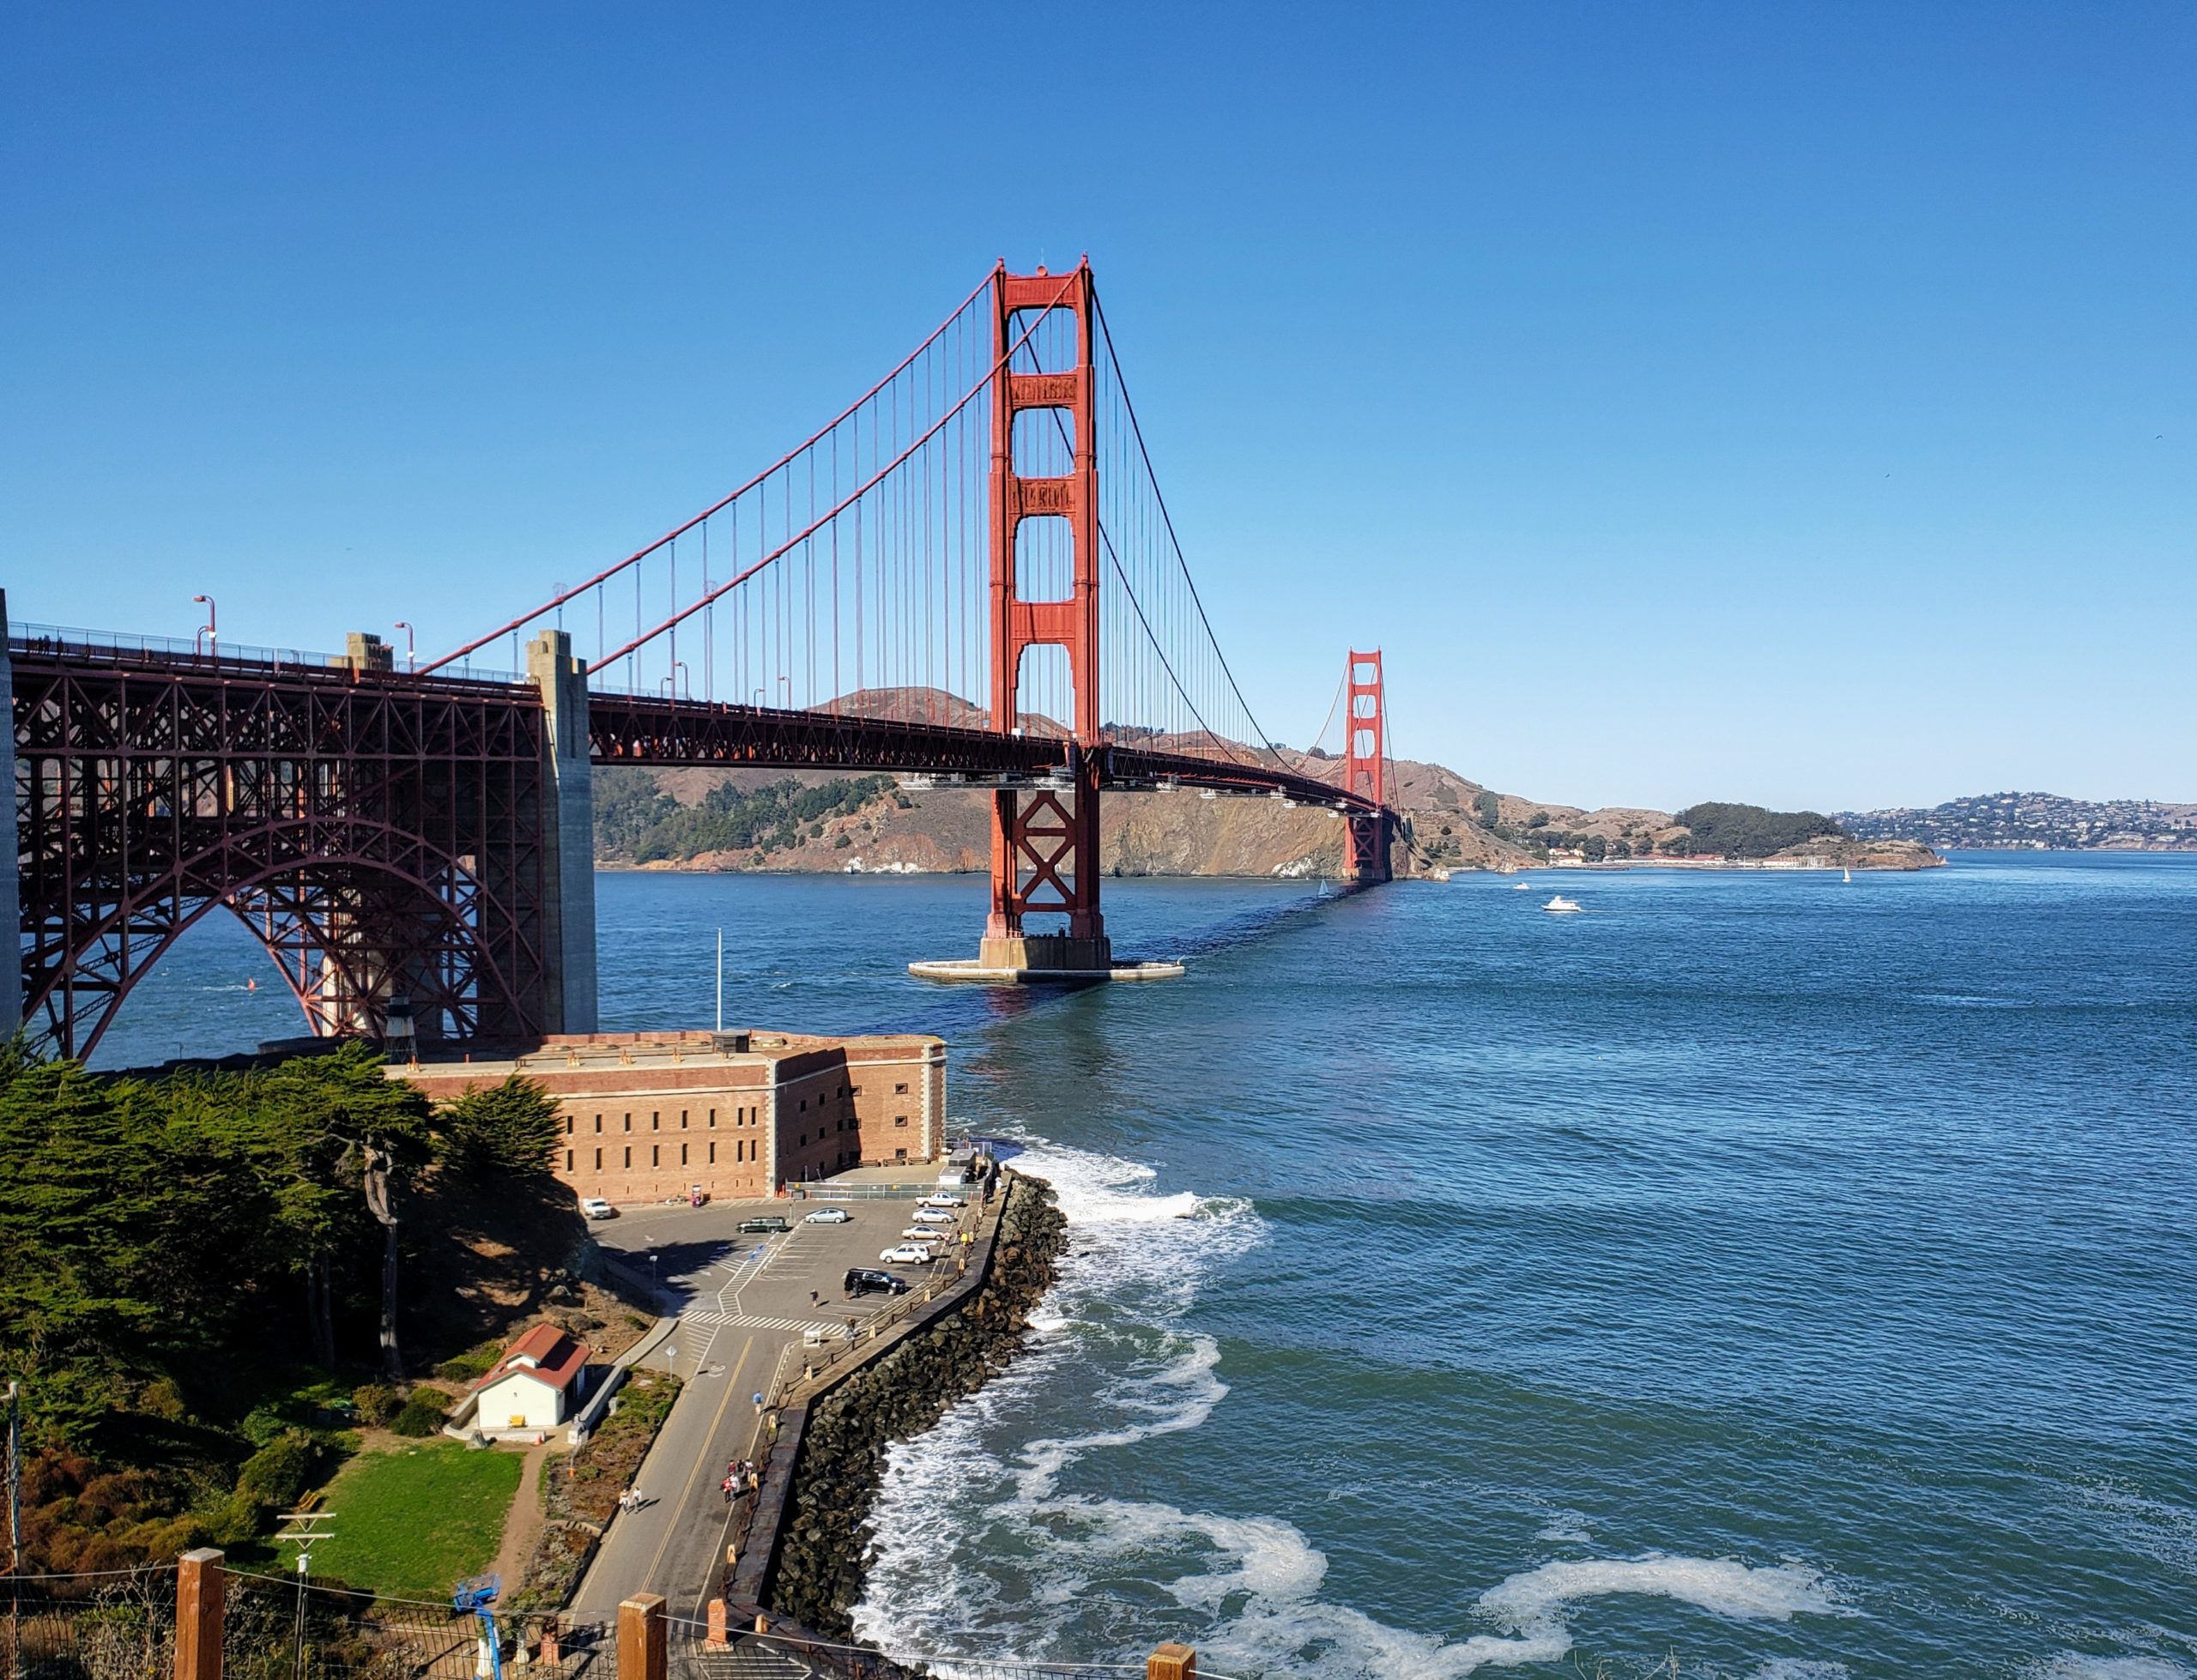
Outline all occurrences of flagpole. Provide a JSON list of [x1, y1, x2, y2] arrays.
[[715, 928, 723, 1033]]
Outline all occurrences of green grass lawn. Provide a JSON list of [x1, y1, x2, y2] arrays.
[[311, 1440, 524, 1599]]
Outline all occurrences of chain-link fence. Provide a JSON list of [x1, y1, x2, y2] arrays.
[[4, 1563, 1222, 1680], [220, 1574, 613, 1680], [0, 1567, 179, 1680]]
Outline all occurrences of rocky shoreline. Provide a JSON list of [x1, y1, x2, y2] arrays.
[[765, 1172, 1069, 1638]]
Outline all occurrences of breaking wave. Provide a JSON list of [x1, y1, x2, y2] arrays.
[[850, 1133, 1851, 1677]]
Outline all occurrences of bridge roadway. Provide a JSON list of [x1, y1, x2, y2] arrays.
[[568, 1191, 977, 1623], [591, 689, 1381, 812]]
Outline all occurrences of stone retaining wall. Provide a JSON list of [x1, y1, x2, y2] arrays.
[[759, 1171, 1068, 1639]]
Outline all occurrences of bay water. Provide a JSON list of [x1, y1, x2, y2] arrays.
[[97, 855, 2197, 1677]]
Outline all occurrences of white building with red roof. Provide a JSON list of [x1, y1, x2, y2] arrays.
[[472, 1322, 591, 1431]]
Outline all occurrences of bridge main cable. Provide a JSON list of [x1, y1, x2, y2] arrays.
[[417, 267, 1002, 677]]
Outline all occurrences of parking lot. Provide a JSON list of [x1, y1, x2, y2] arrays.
[[569, 1191, 975, 1619]]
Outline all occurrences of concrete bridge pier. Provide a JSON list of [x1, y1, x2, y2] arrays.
[[0, 592, 21, 1040], [530, 628, 598, 1034]]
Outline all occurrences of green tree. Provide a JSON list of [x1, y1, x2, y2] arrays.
[[438, 1074, 562, 1177]]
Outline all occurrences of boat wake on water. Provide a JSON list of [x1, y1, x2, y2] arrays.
[[850, 1135, 1855, 1677]]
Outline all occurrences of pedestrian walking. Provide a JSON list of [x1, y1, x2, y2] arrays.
[[810, 1289, 820, 1309]]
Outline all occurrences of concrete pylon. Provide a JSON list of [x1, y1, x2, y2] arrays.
[[530, 629, 598, 1034], [0, 591, 21, 1041]]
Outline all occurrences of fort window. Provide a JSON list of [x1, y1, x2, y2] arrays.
[[566, 1149, 574, 1170], [623, 1146, 632, 1168], [595, 1148, 602, 1169], [595, 1115, 602, 1133], [895, 1115, 908, 1127], [894, 1082, 909, 1094], [895, 1147, 907, 1161], [651, 1112, 659, 1130], [624, 1114, 632, 1131], [681, 1143, 688, 1165], [708, 1142, 716, 1163], [709, 1109, 717, 1127], [651, 1145, 660, 1166], [565, 1115, 574, 1134]]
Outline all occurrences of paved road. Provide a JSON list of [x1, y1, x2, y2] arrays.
[[568, 1195, 970, 1622]]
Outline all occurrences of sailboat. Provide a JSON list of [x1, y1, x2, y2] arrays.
[[1843, 867, 1852, 883]]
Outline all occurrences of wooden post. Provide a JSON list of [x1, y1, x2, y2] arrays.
[[616, 1596, 666, 1680], [538, 1622, 561, 1669], [705, 1600, 728, 1650], [1147, 1643, 1195, 1680], [175, 1549, 225, 1680]]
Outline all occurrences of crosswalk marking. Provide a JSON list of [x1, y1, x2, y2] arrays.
[[681, 1310, 820, 1333]]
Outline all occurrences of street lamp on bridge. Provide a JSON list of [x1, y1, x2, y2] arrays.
[[392, 621, 415, 672], [191, 594, 216, 661]]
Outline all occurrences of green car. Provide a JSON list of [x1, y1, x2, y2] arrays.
[[737, 1215, 790, 1234]]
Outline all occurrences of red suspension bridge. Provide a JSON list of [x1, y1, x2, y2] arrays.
[[5, 261, 1399, 1060]]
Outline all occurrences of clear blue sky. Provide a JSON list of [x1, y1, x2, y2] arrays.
[[5, 3, 2190, 811]]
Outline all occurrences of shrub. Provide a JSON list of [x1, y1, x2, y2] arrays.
[[351, 1384, 400, 1427], [390, 1391, 447, 1438], [237, 1429, 319, 1509], [435, 1345, 501, 1382]]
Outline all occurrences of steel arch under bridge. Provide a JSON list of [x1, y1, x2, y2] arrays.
[[7, 620, 1392, 1063]]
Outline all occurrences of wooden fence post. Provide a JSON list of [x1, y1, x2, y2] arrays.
[[1147, 1643, 1195, 1680], [705, 1600, 728, 1650], [617, 1596, 666, 1680], [175, 1549, 226, 1680]]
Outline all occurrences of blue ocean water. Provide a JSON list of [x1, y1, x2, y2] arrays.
[[96, 855, 2197, 1677]]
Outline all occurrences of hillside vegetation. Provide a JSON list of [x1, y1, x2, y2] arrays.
[[1667, 802, 1844, 859], [596, 768, 897, 864]]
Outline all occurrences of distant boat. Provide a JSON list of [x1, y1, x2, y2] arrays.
[[1511, 881, 1533, 891], [1543, 895, 1583, 914], [1843, 867, 1852, 883]]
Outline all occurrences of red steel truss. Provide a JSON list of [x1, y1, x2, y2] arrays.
[[12, 636, 552, 1061]]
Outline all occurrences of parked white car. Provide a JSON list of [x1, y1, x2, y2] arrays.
[[880, 1244, 936, 1265], [911, 1208, 955, 1225], [803, 1207, 852, 1224], [917, 1194, 962, 1209], [580, 1197, 617, 1220]]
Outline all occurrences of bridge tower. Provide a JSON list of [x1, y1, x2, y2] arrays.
[[976, 262, 1114, 976], [1341, 648, 1393, 884]]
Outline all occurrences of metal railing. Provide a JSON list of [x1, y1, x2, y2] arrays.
[[9, 622, 527, 687]]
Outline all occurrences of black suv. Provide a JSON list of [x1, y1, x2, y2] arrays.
[[843, 1267, 911, 1298], [737, 1216, 790, 1234]]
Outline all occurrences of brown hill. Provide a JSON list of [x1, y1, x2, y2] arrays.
[[599, 687, 1937, 874]]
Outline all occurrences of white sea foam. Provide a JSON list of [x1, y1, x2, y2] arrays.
[[854, 1133, 1849, 1677], [2035, 1659, 2191, 1680], [1749, 1662, 1849, 1680]]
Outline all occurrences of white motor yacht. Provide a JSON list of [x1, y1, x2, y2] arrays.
[[1543, 895, 1583, 914]]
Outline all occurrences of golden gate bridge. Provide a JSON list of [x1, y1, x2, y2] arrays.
[[5, 261, 1397, 1061]]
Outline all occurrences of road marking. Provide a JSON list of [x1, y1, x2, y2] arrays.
[[682, 1311, 816, 1333], [639, 1333, 754, 1597], [690, 1334, 763, 1620]]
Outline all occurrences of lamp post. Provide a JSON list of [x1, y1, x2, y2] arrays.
[[778, 674, 792, 707], [192, 594, 217, 660], [392, 621, 415, 672], [752, 686, 766, 708]]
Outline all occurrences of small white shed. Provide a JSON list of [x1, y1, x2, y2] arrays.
[[471, 1322, 590, 1431]]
